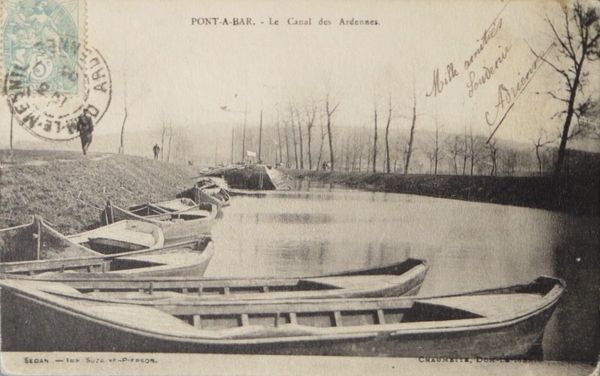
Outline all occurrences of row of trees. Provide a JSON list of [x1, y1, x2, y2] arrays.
[[151, 1, 597, 175], [231, 1, 599, 176], [225, 109, 564, 177]]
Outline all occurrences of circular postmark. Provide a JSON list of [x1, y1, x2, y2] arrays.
[[4, 47, 112, 141]]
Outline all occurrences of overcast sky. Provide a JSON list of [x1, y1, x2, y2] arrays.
[[1, 0, 598, 150]]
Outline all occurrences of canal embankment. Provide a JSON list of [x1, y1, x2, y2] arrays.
[[0, 150, 196, 233], [284, 169, 600, 216]]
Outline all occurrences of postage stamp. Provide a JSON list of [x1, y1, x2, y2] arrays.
[[1, 0, 112, 142], [1, 0, 87, 95]]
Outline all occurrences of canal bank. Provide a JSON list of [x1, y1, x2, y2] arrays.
[[0, 150, 196, 233], [285, 169, 600, 216]]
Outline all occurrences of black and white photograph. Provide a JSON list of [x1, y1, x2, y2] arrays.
[[0, 0, 598, 375]]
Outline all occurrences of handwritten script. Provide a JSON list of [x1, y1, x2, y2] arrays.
[[426, 13, 505, 98], [484, 42, 556, 142]]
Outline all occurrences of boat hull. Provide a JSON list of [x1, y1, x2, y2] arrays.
[[13, 258, 427, 301], [102, 203, 216, 245], [0, 218, 214, 277], [160, 220, 213, 245], [0, 284, 557, 358], [113, 243, 215, 278]]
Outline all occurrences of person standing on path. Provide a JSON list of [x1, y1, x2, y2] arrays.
[[76, 108, 94, 155], [153, 144, 161, 160]]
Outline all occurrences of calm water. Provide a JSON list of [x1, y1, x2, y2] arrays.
[[207, 187, 599, 361]]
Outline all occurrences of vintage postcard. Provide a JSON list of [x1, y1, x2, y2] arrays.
[[0, 0, 598, 375]]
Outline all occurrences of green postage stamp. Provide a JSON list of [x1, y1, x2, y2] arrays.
[[2, 0, 87, 95], [1, 0, 111, 142]]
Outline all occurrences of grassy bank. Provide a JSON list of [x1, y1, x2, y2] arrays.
[[285, 169, 600, 216], [0, 150, 196, 233]]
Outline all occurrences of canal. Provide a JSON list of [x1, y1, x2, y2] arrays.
[[207, 187, 599, 361]]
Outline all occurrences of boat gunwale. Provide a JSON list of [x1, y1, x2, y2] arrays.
[[55, 276, 561, 313], [14, 261, 427, 301], [0, 277, 564, 345], [108, 202, 218, 227], [12, 258, 427, 285]]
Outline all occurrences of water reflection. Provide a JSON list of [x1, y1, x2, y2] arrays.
[[208, 189, 599, 361]]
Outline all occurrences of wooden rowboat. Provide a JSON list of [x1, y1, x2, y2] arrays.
[[101, 199, 218, 244], [177, 178, 231, 208], [0, 276, 564, 357], [0, 217, 214, 277], [67, 219, 164, 252], [8, 258, 428, 300]]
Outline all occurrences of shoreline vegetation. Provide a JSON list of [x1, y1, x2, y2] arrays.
[[284, 169, 599, 217]]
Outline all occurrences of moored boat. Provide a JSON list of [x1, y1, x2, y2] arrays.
[[0, 276, 564, 357], [9, 258, 428, 300], [177, 178, 231, 208], [101, 199, 217, 244], [0, 217, 214, 277]]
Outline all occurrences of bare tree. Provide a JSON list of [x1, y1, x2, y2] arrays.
[[258, 110, 263, 162], [487, 138, 499, 176], [445, 135, 462, 174], [295, 108, 304, 169], [241, 105, 248, 162], [461, 124, 469, 174], [289, 105, 299, 168], [404, 79, 418, 175], [372, 105, 378, 173], [325, 94, 340, 170], [315, 112, 327, 170], [342, 135, 350, 171], [356, 127, 368, 172], [533, 129, 554, 176], [366, 133, 372, 172], [384, 94, 393, 173], [530, 1, 600, 175], [304, 103, 317, 170], [350, 129, 360, 171], [502, 149, 519, 176], [427, 114, 443, 175], [118, 78, 127, 154], [167, 125, 174, 162], [160, 123, 167, 161], [275, 110, 283, 165], [468, 126, 485, 176], [284, 120, 291, 167]]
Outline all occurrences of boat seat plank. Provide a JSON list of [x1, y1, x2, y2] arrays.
[[193, 314, 201, 328], [154, 199, 197, 212], [71, 230, 155, 248], [241, 314, 249, 326], [333, 311, 342, 327]]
